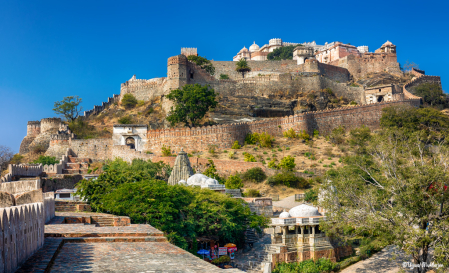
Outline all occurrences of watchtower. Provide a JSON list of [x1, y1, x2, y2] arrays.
[[40, 118, 62, 134], [26, 121, 41, 137], [167, 54, 189, 90]]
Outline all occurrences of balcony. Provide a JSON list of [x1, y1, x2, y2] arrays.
[[271, 218, 296, 225]]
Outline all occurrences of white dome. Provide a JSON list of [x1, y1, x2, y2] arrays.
[[289, 204, 321, 217], [178, 179, 187, 185], [186, 174, 219, 188], [279, 211, 291, 218], [249, 41, 260, 52]]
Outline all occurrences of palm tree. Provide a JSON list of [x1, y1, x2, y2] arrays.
[[235, 59, 251, 78]]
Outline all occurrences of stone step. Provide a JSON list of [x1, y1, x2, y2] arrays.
[[68, 156, 91, 163]]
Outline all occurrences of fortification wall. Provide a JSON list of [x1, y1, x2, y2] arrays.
[[0, 202, 46, 272], [27, 121, 41, 137], [40, 118, 62, 133], [146, 99, 420, 155], [0, 192, 15, 208], [84, 94, 120, 118], [0, 180, 41, 194], [41, 175, 83, 192], [151, 156, 268, 177], [404, 75, 442, 94], [43, 192, 55, 223], [45, 135, 71, 159], [70, 139, 113, 161], [111, 145, 154, 163], [120, 78, 166, 102], [211, 60, 298, 80], [332, 53, 402, 80], [14, 189, 43, 206]]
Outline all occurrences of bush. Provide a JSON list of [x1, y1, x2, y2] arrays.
[[121, 94, 138, 109], [137, 100, 145, 107], [267, 172, 309, 188], [118, 115, 134, 124], [31, 144, 47, 154], [228, 151, 235, 159], [298, 130, 310, 141], [324, 88, 333, 95], [244, 189, 261, 197], [245, 132, 273, 147], [161, 145, 173, 156], [283, 128, 297, 138], [244, 153, 256, 162], [242, 167, 267, 183], [279, 156, 296, 171], [203, 160, 225, 184], [273, 258, 336, 273], [219, 74, 229, 79], [145, 107, 154, 116], [350, 101, 358, 105], [208, 144, 217, 155], [267, 159, 279, 169], [231, 141, 241, 149], [313, 129, 319, 137], [9, 154, 24, 164], [225, 174, 244, 189], [304, 188, 318, 202], [330, 125, 345, 144], [32, 155, 58, 165]]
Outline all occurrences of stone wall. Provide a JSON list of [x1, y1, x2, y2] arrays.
[[0, 192, 15, 208], [211, 60, 299, 80], [0, 202, 46, 272], [70, 139, 113, 161], [0, 180, 41, 195], [111, 145, 154, 163], [404, 75, 442, 94], [13, 189, 43, 206], [83, 94, 120, 118], [43, 192, 55, 223], [152, 156, 268, 177], [120, 77, 166, 102], [146, 99, 420, 155], [331, 53, 402, 80], [41, 175, 83, 192]]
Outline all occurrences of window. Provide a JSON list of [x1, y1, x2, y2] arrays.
[[59, 193, 71, 198]]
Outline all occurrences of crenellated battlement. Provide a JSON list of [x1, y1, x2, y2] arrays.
[[40, 118, 62, 133], [167, 54, 188, 65], [27, 121, 41, 137]]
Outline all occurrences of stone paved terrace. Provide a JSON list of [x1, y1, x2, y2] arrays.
[[18, 212, 243, 272]]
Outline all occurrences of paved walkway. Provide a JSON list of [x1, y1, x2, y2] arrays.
[[272, 195, 302, 210], [341, 245, 413, 273]]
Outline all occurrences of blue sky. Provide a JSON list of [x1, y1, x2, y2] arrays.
[[1, 0, 448, 152]]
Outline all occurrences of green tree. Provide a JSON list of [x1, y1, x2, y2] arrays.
[[241, 167, 266, 183], [32, 155, 58, 165], [225, 174, 244, 189], [187, 55, 215, 75], [414, 83, 447, 108], [348, 125, 371, 154], [76, 159, 267, 249], [235, 59, 251, 78], [121, 93, 138, 109], [319, 130, 449, 271], [267, 45, 298, 61], [166, 84, 218, 127], [203, 160, 225, 184], [219, 74, 229, 79], [279, 156, 296, 171], [53, 96, 83, 121]]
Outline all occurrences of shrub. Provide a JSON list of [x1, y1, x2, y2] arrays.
[[137, 100, 145, 107], [32, 155, 58, 165], [242, 167, 267, 183], [286, 147, 290, 150], [350, 101, 358, 105], [225, 174, 244, 189], [330, 125, 345, 144], [298, 130, 310, 141], [283, 128, 297, 138], [324, 88, 333, 95], [145, 108, 154, 115], [277, 148, 282, 151], [231, 141, 241, 149], [267, 172, 309, 188], [268, 159, 279, 169], [304, 188, 318, 202], [121, 94, 138, 109], [31, 144, 47, 155], [228, 151, 235, 159], [9, 154, 24, 164], [350, 83, 359, 87], [244, 189, 261, 197], [219, 74, 230, 79], [313, 129, 319, 137], [244, 153, 256, 162], [263, 151, 268, 155], [279, 156, 296, 171], [245, 132, 273, 147], [161, 145, 173, 156], [118, 115, 134, 124], [324, 147, 333, 157], [208, 144, 217, 155], [203, 160, 225, 184]]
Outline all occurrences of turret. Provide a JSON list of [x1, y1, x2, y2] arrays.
[[27, 121, 41, 137], [167, 54, 189, 90], [40, 118, 62, 134]]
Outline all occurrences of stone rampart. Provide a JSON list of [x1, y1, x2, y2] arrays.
[[14, 189, 43, 206], [111, 145, 154, 163], [120, 77, 166, 102], [146, 99, 420, 155], [40, 118, 62, 134], [152, 156, 268, 176], [0, 180, 41, 195], [43, 148, 71, 174], [43, 192, 55, 223], [211, 60, 298, 80], [411, 67, 425, 77], [403, 75, 441, 95], [1, 164, 43, 182], [0, 202, 46, 272], [69, 139, 113, 161], [83, 94, 120, 118]]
